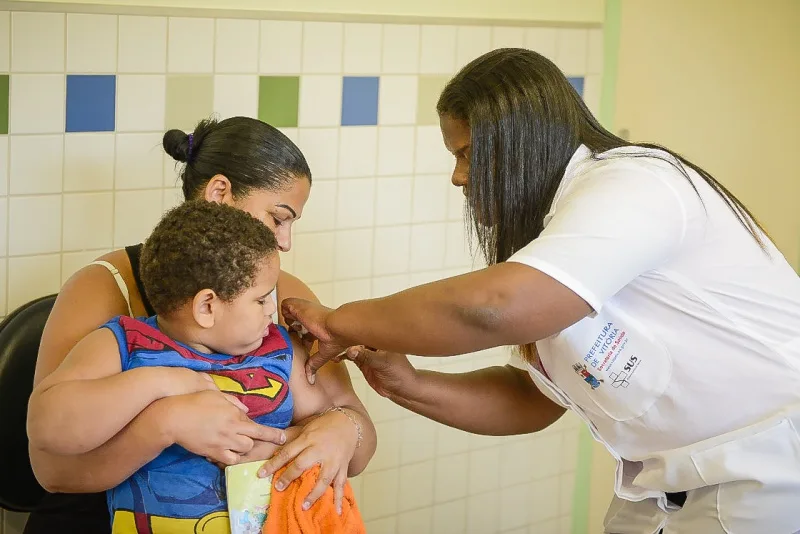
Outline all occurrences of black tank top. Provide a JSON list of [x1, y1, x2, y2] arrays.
[[23, 244, 153, 534]]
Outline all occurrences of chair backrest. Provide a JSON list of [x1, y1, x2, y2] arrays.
[[0, 294, 57, 512]]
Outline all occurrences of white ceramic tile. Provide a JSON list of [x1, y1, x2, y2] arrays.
[[7, 255, 60, 311], [214, 19, 258, 73], [302, 22, 342, 74], [361, 468, 399, 521], [118, 16, 167, 73], [415, 126, 454, 174], [420, 25, 457, 74], [409, 223, 446, 272], [338, 127, 377, 177], [162, 187, 182, 212], [456, 26, 492, 68], [500, 482, 533, 531], [445, 221, 473, 268], [332, 278, 371, 307], [377, 126, 415, 176], [398, 460, 435, 512], [555, 28, 588, 75], [500, 439, 536, 488], [168, 18, 214, 73], [334, 228, 372, 279], [113, 189, 163, 247], [367, 420, 401, 471], [561, 514, 574, 534], [372, 273, 410, 298], [492, 26, 525, 49], [63, 133, 114, 191], [397, 507, 432, 534], [0, 136, 9, 196], [259, 20, 302, 74], [467, 491, 500, 534], [436, 424, 471, 457], [588, 28, 604, 74], [561, 428, 580, 472], [530, 476, 561, 523], [298, 75, 342, 127], [8, 196, 61, 255], [0, 197, 6, 255], [0, 12, 9, 72], [66, 14, 117, 72], [434, 452, 468, 503], [381, 24, 419, 74], [115, 133, 164, 190], [277, 246, 295, 274], [409, 270, 446, 287], [378, 75, 418, 125], [336, 178, 375, 228], [583, 73, 602, 118], [525, 27, 557, 61], [11, 12, 64, 72], [343, 23, 381, 74], [9, 135, 63, 194], [373, 225, 410, 276], [62, 249, 107, 284], [277, 127, 298, 144], [447, 182, 464, 220], [295, 128, 338, 179], [294, 180, 335, 233], [363, 516, 396, 534], [412, 174, 449, 223], [62, 192, 113, 251], [468, 447, 501, 495], [529, 431, 565, 479], [292, 232, 335, 283], [432, 498, 467, 534], [0, 259, 6, 316], [375, 176, 412, 225], [9, 74, 65, 134], [367, 386, 406, 423], [116, 75, 165, 132], [213, 74, 258, 119], [560, 472, 576, 515], [307, 282, 333, 307]]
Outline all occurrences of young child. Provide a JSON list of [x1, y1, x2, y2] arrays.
[[28, 201, 364, 533]]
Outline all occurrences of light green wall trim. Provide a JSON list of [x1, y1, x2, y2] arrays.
[[572, 1, 622, 533]]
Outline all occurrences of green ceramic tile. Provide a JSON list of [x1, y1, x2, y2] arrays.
[[0, 75, 8, 134], [165, 75, 214, 131], [258, 76, 299, 128], [416, 75, 451, 126]]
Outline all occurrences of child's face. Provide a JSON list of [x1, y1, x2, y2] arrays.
[[210, 254, 280, 355]]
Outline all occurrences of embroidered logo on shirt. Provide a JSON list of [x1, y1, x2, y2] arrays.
[[572, 363, 604, 390]]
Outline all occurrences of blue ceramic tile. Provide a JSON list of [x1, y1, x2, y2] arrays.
[[567, 76, 584, 98], [66, 75, 116, 132], [341, 76, 379, 126]]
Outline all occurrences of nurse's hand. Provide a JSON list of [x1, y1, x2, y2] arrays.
[[282, 298, 351, 384], [335, 346, 417, 400]]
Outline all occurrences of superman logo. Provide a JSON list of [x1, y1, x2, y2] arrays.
[[209, 367, 288, 418]]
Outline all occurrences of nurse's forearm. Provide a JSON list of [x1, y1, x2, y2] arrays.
[[389, 365, 565, 435], [328, 263, 590, 356]]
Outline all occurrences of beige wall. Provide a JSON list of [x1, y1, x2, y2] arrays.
[[588, 1, 800, 532], [9, 0, 604, 23]]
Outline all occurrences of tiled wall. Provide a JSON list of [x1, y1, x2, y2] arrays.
[[0, 8, 603, 534]]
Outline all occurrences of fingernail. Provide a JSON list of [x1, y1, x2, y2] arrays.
[[257, 469, 267, 478], [280, 433, 286, 444], [302, 501, 311, 511], [307, 373, 316, 385], [337, 505, 342, 516], [275, 481, 285, 491]]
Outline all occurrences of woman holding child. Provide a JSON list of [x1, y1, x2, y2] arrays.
[[25, 117, 376, 534]]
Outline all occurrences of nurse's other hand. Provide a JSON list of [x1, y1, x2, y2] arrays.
[[335, 346, 417, 400], [281, 298, 350, 384]]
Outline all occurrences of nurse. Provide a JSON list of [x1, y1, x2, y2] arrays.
[[276, 48, 800, 533]]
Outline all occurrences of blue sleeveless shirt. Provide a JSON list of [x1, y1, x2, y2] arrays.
[[102, 315, 294, 534]]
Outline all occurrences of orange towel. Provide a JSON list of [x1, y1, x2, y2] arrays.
[[262, 466, 366, 534]]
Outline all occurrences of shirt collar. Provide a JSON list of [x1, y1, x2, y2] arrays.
[[543, 144, 592, 226]]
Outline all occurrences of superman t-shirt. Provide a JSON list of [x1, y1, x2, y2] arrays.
[[102, 315, 294, 534]]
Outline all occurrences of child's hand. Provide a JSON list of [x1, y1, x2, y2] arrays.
[[160, 367, 220, 397]]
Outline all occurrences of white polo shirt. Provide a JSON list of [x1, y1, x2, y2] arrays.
[[507, 145, 800, 533]]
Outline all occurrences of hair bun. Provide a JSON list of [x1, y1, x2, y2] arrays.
[[163, 129, 191, 163]]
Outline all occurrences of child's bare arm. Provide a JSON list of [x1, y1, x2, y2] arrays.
[[27, 328, 215, 455]]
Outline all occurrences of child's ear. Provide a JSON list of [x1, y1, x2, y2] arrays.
[[192, 289, 218, 328]]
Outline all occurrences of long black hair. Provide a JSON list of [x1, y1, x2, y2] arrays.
[[437, 48, 766, 266], [163, 116, 311, 200]]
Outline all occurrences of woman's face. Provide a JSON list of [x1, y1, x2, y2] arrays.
[[440, 114, 471, 193], [204, 175, 311, 253]]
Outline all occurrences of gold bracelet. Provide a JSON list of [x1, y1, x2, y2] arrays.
[[323, 406, 363, 449]]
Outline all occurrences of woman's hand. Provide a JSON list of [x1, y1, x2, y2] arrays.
[[157, 390, 287, 465], [256, 409, 360, 514], [336, 346, 417, 400]]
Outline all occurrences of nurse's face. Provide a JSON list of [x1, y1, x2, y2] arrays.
[[440, 114, 471, 195]]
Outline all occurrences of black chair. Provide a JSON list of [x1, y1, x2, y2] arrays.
[[0, 294, 57, 512]]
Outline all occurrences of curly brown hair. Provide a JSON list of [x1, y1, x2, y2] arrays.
[[140, 200, 279, 316]]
